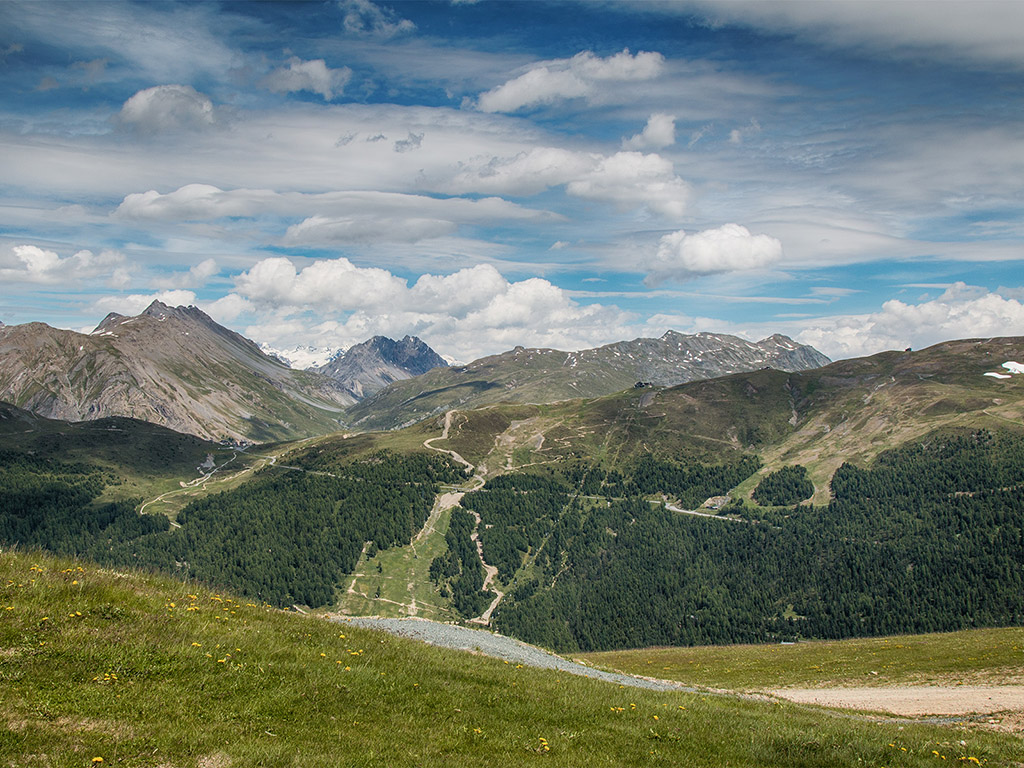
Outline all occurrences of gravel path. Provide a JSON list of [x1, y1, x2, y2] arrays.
[[337, 616, 695, 693]]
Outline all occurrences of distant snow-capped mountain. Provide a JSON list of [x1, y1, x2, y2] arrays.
[[259, 343, 345, 370]]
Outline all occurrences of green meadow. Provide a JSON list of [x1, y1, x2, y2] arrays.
[[2, 548, 1021, 768], [580, 627, 1024, 691]]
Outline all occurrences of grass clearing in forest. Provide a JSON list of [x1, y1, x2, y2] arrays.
[[336, 503, 457, 621], [3, 547, 1023, 768]]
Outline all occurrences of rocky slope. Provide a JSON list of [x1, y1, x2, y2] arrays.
[[0, 301, 352, 442]]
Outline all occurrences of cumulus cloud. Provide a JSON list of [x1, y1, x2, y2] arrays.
[[339, 0, 415, 38], [263, 57, 352, 100], [796, 283, 1024, 360], [407, 264, 510, 315], [202, 292, 253, 324], [623, 113, 676, 150], [235, 256, 407, 310], [0, 245, 125, 285], [118, 85, 215, 134], [477, 49, 665, 112], [643, 224, 783, 283], [229, 256, 634, 361]]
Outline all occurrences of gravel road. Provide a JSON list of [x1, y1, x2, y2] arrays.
[[337, 616, 695, 693]]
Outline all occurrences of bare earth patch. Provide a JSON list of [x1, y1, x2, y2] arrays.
[[770, 686, 1024, 729]]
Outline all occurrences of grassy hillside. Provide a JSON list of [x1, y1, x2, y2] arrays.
[[0, 402, 248, 505], [3, 547, 1021, 768], [580, 627, 1024, 691], [430, 336, 1024, 502]]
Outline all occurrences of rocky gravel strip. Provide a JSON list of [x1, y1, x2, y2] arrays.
[[337, 616, 696, 693]]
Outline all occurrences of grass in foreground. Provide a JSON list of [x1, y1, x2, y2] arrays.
[[2, 548, 1021, 768], [579, 628, 1024, 691]]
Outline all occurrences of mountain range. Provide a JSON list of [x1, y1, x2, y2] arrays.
[[347, 330, 830, 430], [0, 302, 830, 440]]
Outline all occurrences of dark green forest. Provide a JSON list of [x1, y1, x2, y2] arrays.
[[0, 449, 461, 607], [0, 451, 166, 564], [428, 507, 494, 617], [753, 465, 815, 506], [460, 474, 570, 582], [494, 430, 1024, 651], [4, 428, 1023, 651]]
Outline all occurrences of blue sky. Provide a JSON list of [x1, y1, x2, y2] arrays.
[[2, 0, 1023, 362]]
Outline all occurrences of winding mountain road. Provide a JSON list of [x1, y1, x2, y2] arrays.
[[423, 410, 503, 624]]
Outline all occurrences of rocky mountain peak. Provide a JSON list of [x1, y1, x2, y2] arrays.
[[316, 334, 447, 400]]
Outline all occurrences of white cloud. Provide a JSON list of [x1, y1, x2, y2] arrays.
[[3, 2, 241, 83], [228, 256, 634, 361], [263, 57, 352, 100], [92, 289, 198, 318], [0, 245, 125, 285], [566, 151, 691, 218], [118, 85, 215, 134], [796, 284, 1024, 360], [477, 49, 665, 112], [442, 148, 690, 217], [339, 0, 415, 38], [407, 264, 510, 315], [623, 113, 676, 150], [643, 224, 783, 283], [235, 256, 407, 311], [116, 184, 256, 220], [201, 293, 253, 324]]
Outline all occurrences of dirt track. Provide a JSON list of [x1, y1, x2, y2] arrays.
[[771, 685, 1024, 722]]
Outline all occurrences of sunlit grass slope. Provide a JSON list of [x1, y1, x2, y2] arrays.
[[3, 548, 1021, 768], [580, 628, 1024, 691]]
